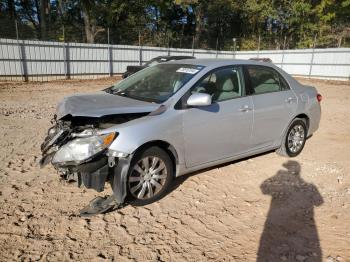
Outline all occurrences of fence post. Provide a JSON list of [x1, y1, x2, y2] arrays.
[[62, 26, 70, 80], [281, 36, 286, 70], [191, 35, 195, 56], [167, 35, 171, 56], [308, 35, 317, 78], [138, 32, 142, 65], [63, 42, 70, 79], [107, 28, 113, 77], [15, 21, 28, 82], [139, 46, 142, 65], [257, 35, 261, 58], [233, 38, 237, 59], [18, 41, 28, 82]]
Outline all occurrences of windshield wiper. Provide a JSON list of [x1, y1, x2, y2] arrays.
[[103, 86, 114, 93], [108, 88, 123, 95], [107, 88, 161, 103]]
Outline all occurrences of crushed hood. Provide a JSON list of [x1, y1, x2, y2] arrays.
[[56, 91, 159, 119]]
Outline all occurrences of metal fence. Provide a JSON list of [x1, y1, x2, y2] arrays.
[[0, 38, 349, 81]]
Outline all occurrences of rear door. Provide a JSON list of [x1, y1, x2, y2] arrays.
[[245, 65, 297, 149]]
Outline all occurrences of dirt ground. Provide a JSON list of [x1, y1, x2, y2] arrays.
[[0, 77, 349, 262]]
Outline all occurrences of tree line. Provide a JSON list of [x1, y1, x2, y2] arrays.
[[1, 0, 349, 50]]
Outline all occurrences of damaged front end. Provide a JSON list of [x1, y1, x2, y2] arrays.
[[40, 113, 146, 215]]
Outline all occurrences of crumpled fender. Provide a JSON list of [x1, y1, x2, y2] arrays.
[[110, 154, 134, 204]]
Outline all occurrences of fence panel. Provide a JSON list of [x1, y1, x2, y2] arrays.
[[111, 45, 140, 73], [0, 38, 349, 81]]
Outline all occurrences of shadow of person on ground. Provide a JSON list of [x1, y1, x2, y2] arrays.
[[257, 160, 323, 262]]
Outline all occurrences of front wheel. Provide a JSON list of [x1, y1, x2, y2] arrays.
[[127, 146, 173, 206], [277, 119, 307, 157]]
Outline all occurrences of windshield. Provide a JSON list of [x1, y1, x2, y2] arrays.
[[110, 64, 204, 103]]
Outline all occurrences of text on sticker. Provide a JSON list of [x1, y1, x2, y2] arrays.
[[176, 68, 199, 74]]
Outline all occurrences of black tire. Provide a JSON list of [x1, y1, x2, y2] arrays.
[[127, 146, 173, 206], [276, 118, 307, 157]]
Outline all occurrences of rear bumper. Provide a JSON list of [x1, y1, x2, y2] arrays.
[[308, 103, 321, 135]]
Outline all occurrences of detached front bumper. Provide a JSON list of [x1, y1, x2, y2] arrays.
[[74, 155, 109, 192], [48, 151, 132, 205]]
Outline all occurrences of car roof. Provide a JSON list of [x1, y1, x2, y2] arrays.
[[155, 55, 195, 60], [167, 58, 276, 68]]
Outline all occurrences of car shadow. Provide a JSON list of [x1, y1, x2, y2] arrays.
[[257, 160, 323, 261], [99, 151, 275, 216], [168, 135, 314, 194], [167, 150, 276, 195]]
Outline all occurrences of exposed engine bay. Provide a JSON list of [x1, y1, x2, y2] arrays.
[[40, 113, 147, 169]]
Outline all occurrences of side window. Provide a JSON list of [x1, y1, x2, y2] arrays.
[[247, 66, 288, 94], [191, 66, 245, 102]]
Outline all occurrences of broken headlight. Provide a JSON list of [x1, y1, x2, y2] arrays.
[[52, 132, 116, 164]]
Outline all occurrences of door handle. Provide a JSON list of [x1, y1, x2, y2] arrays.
[[285, 97, 296, 103], [239, 105, 252, 112]]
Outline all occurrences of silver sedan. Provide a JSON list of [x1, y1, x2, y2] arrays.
[[40, 59, 322, 215]]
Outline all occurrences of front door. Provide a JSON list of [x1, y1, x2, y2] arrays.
[[182, 66, 254, 167]]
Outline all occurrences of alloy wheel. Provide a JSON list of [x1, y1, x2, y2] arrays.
[[287, 124, 305, 153], [128, 156, 168, 200]]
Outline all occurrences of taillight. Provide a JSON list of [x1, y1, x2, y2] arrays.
[[317, 94, 322, 102]]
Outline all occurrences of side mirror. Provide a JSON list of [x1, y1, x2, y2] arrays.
[[187, 93, 212, 107]]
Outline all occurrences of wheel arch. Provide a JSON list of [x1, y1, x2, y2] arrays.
[[279, 113, 310, 146], [294, 113, 310, 131], [276, 113, 309, 157], [132, 140, 179, 176]]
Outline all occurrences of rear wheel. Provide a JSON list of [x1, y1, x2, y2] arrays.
[[127, 146, 173, 206], [277, 119, 307, 157]]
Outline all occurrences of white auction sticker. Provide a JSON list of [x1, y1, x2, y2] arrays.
[[176, 68, 199, 74]]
